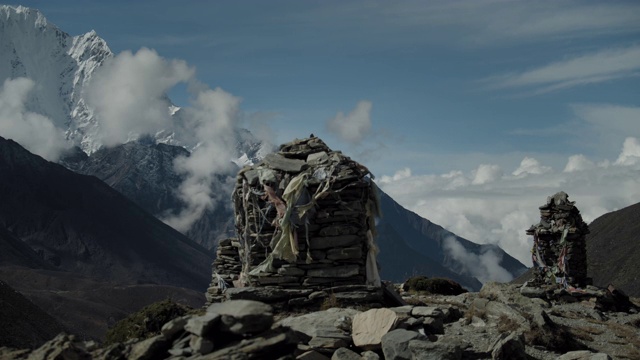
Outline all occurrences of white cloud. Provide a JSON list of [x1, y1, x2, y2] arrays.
[[472, 164, 503, 185], [87, 48, 243, 233], [379, 138, 640, 271], [327, 100, 372, 144], [443, 237, 513, 283], [163, 88, 240, 232], [564, 154, 596, 172], [379, 167, 411, 184], [0, 78, 68, 161], [615, 137, 640, 166], [512, 157, 551, 177], [484, 46, 640, 94], [86, 48, 195, 146]]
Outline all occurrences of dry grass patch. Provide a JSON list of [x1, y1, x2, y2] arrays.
[[320, 292, 339, 310], [606, 322, 640, 348], [497, 315, 520, 333]]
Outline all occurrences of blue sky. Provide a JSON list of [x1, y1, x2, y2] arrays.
[[16, 0, 640, 175], [9, 1, 640, 268]]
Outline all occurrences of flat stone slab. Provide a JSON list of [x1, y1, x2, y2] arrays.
[[352, 308, 398, 350]]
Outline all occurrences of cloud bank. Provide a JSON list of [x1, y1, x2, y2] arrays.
[[0, 78, 68, 161], [444, 237, 513, 284], [379, 138, 640, 268]]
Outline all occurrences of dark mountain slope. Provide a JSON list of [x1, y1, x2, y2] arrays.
[[0, 279, 65, 349], [376, 190, 527, 289], [61, 141, 234, 251], [0, 226, 52, 269], [586, 201, 640, 296], [0, 136, 213, 291]]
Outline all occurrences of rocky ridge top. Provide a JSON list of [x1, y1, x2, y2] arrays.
[[3, 282, 638, 359]]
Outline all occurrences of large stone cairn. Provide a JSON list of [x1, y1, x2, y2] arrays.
[[526, 191, 590, 288], [206, 136, 382, 307]]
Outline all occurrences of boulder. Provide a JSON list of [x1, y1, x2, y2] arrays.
[[381, 329, 424, 360], [279, 308, 361, 338], [207, 299, 274, 335], [408, 339, 462, 360], [352, 308, 399, 350], [488, 332, 526, 360], [127, 335, 170, 360], [184, 313, 220, 337], [411, 306, 444, 319], [332, 347, 363, 360]]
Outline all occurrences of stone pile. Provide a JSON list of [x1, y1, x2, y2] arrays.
[[5, 283, 638, 360], [207, 136, 382, 306], [526, 191, 590, 288]]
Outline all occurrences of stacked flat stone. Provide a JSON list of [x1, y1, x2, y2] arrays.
[[231, 136, 380, 290], [526, 191, 590, 288], [205, 136, 384, 308], [205, 238, 242, 304]]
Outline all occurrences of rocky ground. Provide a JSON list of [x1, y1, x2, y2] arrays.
[[1, 282, 639, 360]]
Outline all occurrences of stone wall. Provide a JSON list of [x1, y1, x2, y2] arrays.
[[206, 137, 382, 306]]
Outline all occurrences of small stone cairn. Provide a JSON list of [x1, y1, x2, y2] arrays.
[[206, 136, 383, 308], [526, 191, 590, 289]]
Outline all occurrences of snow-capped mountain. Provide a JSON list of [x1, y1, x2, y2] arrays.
[[0, 5, 111, 153], [0, 5, 272, 160]]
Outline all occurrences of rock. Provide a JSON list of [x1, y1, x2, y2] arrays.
[[25, 334, 91, 360], [381, 329, 423, 360], [411, 306, 444, 319], [334, 291, 383, 303], [127, 335, 169, 360], [263, 153, 308, 172], [389, 305, 414, 319], [279, 308, 361, 338], [556, 351, 612, 360], [352, 308, 399, 350], [297, 350, 331, 360], [520, 286, 546, 298], [203, 328, 301, 359], [408, 339, 462, 360], [189, 336, 214, 355], [361, 350, 380, 360], [470, 316, 486, 328], [161, 315, 192, 339], [308, 337, 349, 351], [332, 347, 363, 360], [184, 313, 220, 337], [225, 287, 313, 302], [207, 299, 274, 334], [423, 317, 444, 334], [488, 332, 526, 360]]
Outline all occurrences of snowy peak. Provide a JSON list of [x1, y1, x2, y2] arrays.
[[1, 5, 50, 29], [0, 4, 113, 153]]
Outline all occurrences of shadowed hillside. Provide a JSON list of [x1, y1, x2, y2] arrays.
[[0, 136, 213, 290], [0, 279, 65, 349], [586, 201, 640, 296]]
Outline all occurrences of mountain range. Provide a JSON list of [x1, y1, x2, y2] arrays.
[[0, 4, 534, 342]]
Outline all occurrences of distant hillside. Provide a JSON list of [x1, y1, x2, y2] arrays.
[[0, 279, 64, 349], [0, 136, 213, 290], [586, 201, 640, 296], [0, 136, 214, 340], [376, 191, 527, 290]]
